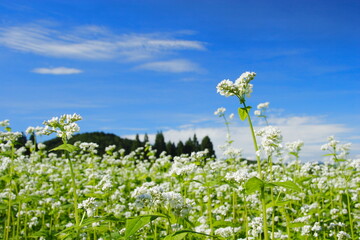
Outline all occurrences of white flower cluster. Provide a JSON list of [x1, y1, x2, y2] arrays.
[[321, 136, 351, 161], [222, 146, 242, 159], [248, 216, 263, 237], [214, 107, 226, 116], [225, 168, 251, 183], [254, 102, 269, 116], [337, 231, 351, 239], [214, 226, 241, 238], [256, 126, 283, 158], [0, 119, 10, 127], [78, 197, 99, 217], [132, 182, 192, 216], [285, 140, 304, 154], [41, 113, 82, 140], [216, 71, 256, 99], [25, 126, 46, 135], [168, 158, 198, 176], [78, 142, 99, 154], [0, 131, 22, 143]]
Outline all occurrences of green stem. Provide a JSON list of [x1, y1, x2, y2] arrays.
[[242, 102, 262, 178], [207, 187, 214, 235], [261, 187, 269, 240], [346, 187, 354, 239], [67, 153, 80, 234]]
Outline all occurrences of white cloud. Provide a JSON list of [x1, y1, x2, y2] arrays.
[[0, 23, 206, 61], [136, 59, 203, 73], [32, 67, 82, 75], [124, 115, 359, 162]]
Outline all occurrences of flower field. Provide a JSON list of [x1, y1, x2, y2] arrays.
[[1, 72, 359, 240]]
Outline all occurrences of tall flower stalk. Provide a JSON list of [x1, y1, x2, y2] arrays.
[[217, 72, 269, 239], [216, 72, 262, 176], [40, 113, 82, 236]]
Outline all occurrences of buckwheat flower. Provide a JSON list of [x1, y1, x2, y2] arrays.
[[37, 143, 46, 150], [217, 71, 256, 100], [215, 226, 241, 238], [216, 79, 236, 97], [312, 222, 322, 232], [0, 119, 10, 127], [41, 113, 82, 141], [301, 225, 311, 236], [229, 113, 234, 120], [248, 217, 263, 237], [78, 197, 99, 217], [26, 126, 45, 135], [79, 142, 99, 153], [257, 102, 269, 110], [256, 126, 283, 157], [285, 140, 304, 153], [337, 231, 350, 239], [0, 131, 22, 143], [254, 110, 261, 116], [214, 107, 226, 116]]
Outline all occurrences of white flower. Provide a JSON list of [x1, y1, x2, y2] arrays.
[[0, 119, 10, 127], [217, 71, 256, 99], [257, 102, 269, 109], [78, 197, 99, 217], [254, 110, 261, 116], [256, 126, 283, 157], [337, 231, 350, 239], [214, 107, 226, 116], [41, 113, 82, 140], [0, 131, 22, 143]]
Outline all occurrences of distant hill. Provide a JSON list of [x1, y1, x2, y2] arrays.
[[43, 132, 135, 155]]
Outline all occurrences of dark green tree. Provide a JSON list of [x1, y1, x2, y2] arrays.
[[200, 135, 215, 157], [183, 138, 195, 155], [131, 134, 142, 151], [143, 133, 149, 143], [176, 141, 184, 156], [192, 134, 200, 152], [166, 141, 176, 157], [154, 131, 166, 157]]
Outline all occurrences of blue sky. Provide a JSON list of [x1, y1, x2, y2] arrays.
[[0, 0, 359, 160]]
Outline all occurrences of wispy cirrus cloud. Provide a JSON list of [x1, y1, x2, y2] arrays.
[[0, 23, 206, 62], [32, 67, 82, 75], [136, 59, 204, 73]]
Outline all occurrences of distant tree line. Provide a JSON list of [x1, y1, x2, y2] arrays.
[[37, 131, 215, 158]]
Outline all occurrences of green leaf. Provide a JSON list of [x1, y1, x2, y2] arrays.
[[270, 181, 301, 192], [0, 151, 12, 157], [322, 153, 336, 157], [164, 232, 188, 240], [125, 214, 165, 238], [266, 200, 294, 209], [50, 143, 78, 153], [335, 158, 346, 162], [238, 107, 248, 121], [165, 230, 217, 239], [245, 177, 264, 194]]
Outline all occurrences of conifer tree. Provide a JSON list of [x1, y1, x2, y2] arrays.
[[166, 141, 176, 157], [154, 131, 166, 157], [176, 141, 184, 156], [131, 134, 142, 151], [201, 135, 215, 157], [184, 138, 194, 155]]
